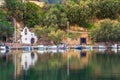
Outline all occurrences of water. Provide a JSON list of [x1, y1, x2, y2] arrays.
[[0, 49, 120, 80]]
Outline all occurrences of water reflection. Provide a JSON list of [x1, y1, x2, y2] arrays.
[[21, 52, 38, 70], [0, 49, 9, 55], [0, 54, 14, 80], [1, 49, 120, 80]]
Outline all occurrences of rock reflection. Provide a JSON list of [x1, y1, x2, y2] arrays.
[[21, 52, 38, 70]]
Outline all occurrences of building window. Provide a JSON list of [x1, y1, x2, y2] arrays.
[[25, 29, 27, 35], [25, 38, 27, 40]]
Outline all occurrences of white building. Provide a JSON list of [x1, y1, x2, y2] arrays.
[[21, 27, 37, 44], [0, 0, 4, 6]]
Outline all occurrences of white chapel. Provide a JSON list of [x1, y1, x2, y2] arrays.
[[21, 27, 37, 44]]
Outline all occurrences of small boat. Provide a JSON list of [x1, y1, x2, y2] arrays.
[[47, 45, 58, 49], [38, 45, 44, 50], [99, 45, 106, 49], [75, 45, 82, 50], [0, 46, 9, 54], [0, 45, 9, 50], [111, 44, 117, 49], [58, 43, 67, 49], [98, 45, 106, 52], [23, 46, 33, 52], [85, 46, 93, 50]]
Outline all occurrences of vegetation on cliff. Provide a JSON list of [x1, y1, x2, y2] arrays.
[[1, 0, 120, 44]]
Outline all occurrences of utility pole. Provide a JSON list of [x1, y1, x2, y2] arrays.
[[67, 21, 70, 45], [67, 21, 70, 76], [13, 18, 17, 43]]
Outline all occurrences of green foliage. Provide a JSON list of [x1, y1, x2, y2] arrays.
[[96, 0, 120, 19], [0, 20, 14, 39], [5, 0, 25, 22], [90, 19, 120, 43], [0, 9, 7, 19], [42, 4, 68, 29], [24, 2, 43, 27], [0, 10, 14, 39], [5, 0, 43, 27], [67, 32, 80, 39], [86, 23, 95, 30], [66, 0, 92, 27], [4, 0, 19, 10], [48, 29, 64, 44], [34, 26, 65, 44]]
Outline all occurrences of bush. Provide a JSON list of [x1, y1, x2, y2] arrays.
[[42, 4, 68, 29], [34, 26, 65, 44], [0, 10, 14, 40], [90, 19, 120, 43], [66, 0, 92, 27], [96, 0, 120, 19], [24, 2, 43, 27]]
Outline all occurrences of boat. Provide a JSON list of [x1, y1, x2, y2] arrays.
[[23, 46, 33, 52], [38, 44, 67, 50], [58, 43, 67, 49], [0, 45, 9, 50], [37, 49, 66, 54], [37, 45, 44, 50], [0, 46, 9, 55], [47, 45, 58, 49], [85, 46, 93, 51], [75, 45, 82, 50]]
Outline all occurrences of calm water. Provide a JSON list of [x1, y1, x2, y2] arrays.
[[0, 49, 120, 80]]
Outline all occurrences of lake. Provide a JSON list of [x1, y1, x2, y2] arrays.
[[0, 49, 120, 80]]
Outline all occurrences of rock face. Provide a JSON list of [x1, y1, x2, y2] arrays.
[[21, 27, 37, 44]]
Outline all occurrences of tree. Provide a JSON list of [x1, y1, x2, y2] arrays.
[[5, 0, 25, 23], [66, 0, 92, 27], [96, 0, 120, 19], [48, 29, 65, 44], [34, 25, 65, 44], [5, 0, 43, 27], [0, 10, 14, 40], [90, 19, 120, 44], [24, 2, 43, 27], [42, 4, 68, 29]]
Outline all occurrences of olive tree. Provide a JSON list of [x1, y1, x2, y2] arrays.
[[66, 0, 92, 27], [34, 25, 65, 44], [96, 0, 120, 19], [24, 2, 43, 27], [5, 0, 43, 27], [90, 19, 120, 44], [5, 0, 24, 22], [42, 4, 68, 29]]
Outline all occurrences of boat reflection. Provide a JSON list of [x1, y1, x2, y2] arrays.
[[37, 49, 67, 54], [21, 52, 38, 70], [0, 49, 9, 55]]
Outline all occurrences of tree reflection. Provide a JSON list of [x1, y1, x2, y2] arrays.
[[88, 51, 120, 80], [0, 54, 14, 80]]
